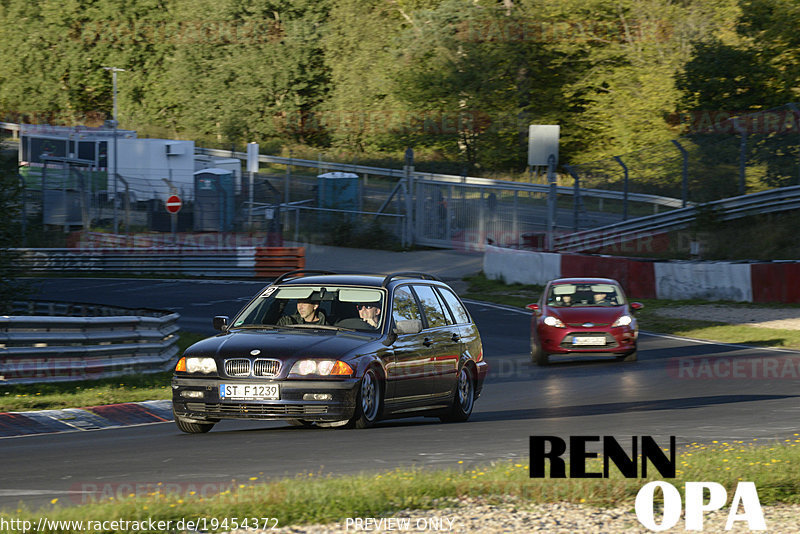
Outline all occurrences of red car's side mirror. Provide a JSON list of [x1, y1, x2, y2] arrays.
[[526, 303, 539, 311], [630, 302, 644, 311]]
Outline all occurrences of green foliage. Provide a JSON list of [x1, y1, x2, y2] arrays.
[[0, 0, 796, 189], [696, 211, 800, 260], [326, 217, 403, 250]]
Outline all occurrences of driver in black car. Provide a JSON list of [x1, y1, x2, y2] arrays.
[[278, 298, 328, 325]]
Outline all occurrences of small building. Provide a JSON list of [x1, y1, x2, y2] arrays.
[[194, 155, 243, 195], [117, 138, 196, 201], [194, 168, 235, 232], [317, 172, 360, 211]]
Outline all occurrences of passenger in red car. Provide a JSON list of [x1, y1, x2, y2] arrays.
[[593, 292, 616, 306]]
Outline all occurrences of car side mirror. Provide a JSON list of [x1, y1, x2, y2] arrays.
[[526, 303, 539, 311], [630, 302, 644, 311], [394, 319, 422, 335], [213, 315, 229, 331]]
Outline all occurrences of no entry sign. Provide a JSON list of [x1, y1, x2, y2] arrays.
[[166, 195, 182, 214]]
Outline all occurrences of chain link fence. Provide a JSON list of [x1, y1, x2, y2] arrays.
[[8, 104, 800, 252], [565, 103, 800, 209]]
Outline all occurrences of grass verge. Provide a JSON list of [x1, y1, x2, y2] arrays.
[[3, 438, 800, 530]]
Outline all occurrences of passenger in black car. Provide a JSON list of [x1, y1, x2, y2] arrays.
[[357, 303, 381, 329], [278, 298, 328, 325]]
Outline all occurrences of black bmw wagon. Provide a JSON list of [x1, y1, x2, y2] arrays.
[[172, 270, 487, 432]]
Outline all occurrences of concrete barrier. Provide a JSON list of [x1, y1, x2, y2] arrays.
[[483, 245, 800, 303], [483, 246, 560, 285]]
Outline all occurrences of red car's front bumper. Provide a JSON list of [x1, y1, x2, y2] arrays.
[[537, 325, 637, 356]]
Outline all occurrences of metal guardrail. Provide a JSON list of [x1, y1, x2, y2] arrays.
[[0, 121, 20, 135], [12, 247, 306, 278], [196, 147, 686, 209], [1, 301, 180, 384], [554, 185, 800, 252], [14, 247, 258, 277]]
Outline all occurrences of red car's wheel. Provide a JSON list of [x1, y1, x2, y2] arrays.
[[531, 339, 549, 366]]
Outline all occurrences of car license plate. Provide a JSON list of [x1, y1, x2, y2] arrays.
[[572, 336, 606, 346], [219, 384, 280, 400]]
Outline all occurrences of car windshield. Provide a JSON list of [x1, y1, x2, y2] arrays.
[[231, 285, 386, 332], [546, 283, 624, 307]]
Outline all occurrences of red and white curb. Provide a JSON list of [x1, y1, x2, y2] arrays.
[[0, 400, 172, 438]]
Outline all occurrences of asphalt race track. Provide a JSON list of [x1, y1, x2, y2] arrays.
[[2, 278, 800, 510]]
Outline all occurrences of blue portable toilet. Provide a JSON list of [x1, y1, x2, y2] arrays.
[[194, 168, 235, 231], [317, 172, 359, 211]]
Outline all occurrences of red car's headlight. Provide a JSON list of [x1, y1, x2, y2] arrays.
[[612, 315, 633, 327], [543, 315, 565, 328]]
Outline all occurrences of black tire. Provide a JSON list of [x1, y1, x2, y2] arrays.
[[287, 419, 315, 428], [533, 343, 550, 366], [530, 339, 540, 363], [173, 410, 215, 434], [440, 364, 475, 423], [618, 350, 638, 362], [348, 367, 382, 429]]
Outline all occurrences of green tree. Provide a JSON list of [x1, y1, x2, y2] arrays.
[[389, 0, 567, 170]]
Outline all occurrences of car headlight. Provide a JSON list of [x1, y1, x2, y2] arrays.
[[543, 315, 565, 328], [290, 359, 354, 376], [612, 315, 633, 327], [185, 356, 217, 374]]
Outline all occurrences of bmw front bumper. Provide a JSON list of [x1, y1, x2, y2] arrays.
[[172, 376, 360, 422]]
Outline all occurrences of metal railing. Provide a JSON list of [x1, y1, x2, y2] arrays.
[[1, 301, 180, 384], [12, 247, 307, 277], [196, 147, 686, 208], [13, 247, 259, 277], [10, 117, 799, 253], [554, 185, 800, 252]]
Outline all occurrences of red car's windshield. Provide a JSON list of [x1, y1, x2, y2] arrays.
[[547, 283, 624, 307]]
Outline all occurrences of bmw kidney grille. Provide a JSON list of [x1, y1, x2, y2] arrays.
[[224, 358, 281, 377]]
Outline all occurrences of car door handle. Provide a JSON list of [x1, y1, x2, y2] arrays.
[[423, 337, 433, 347], [451, 333, 460, 342]]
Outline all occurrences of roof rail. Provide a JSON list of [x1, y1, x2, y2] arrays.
[[381, 272, 442, 288], [273, 269, 337, 285]]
